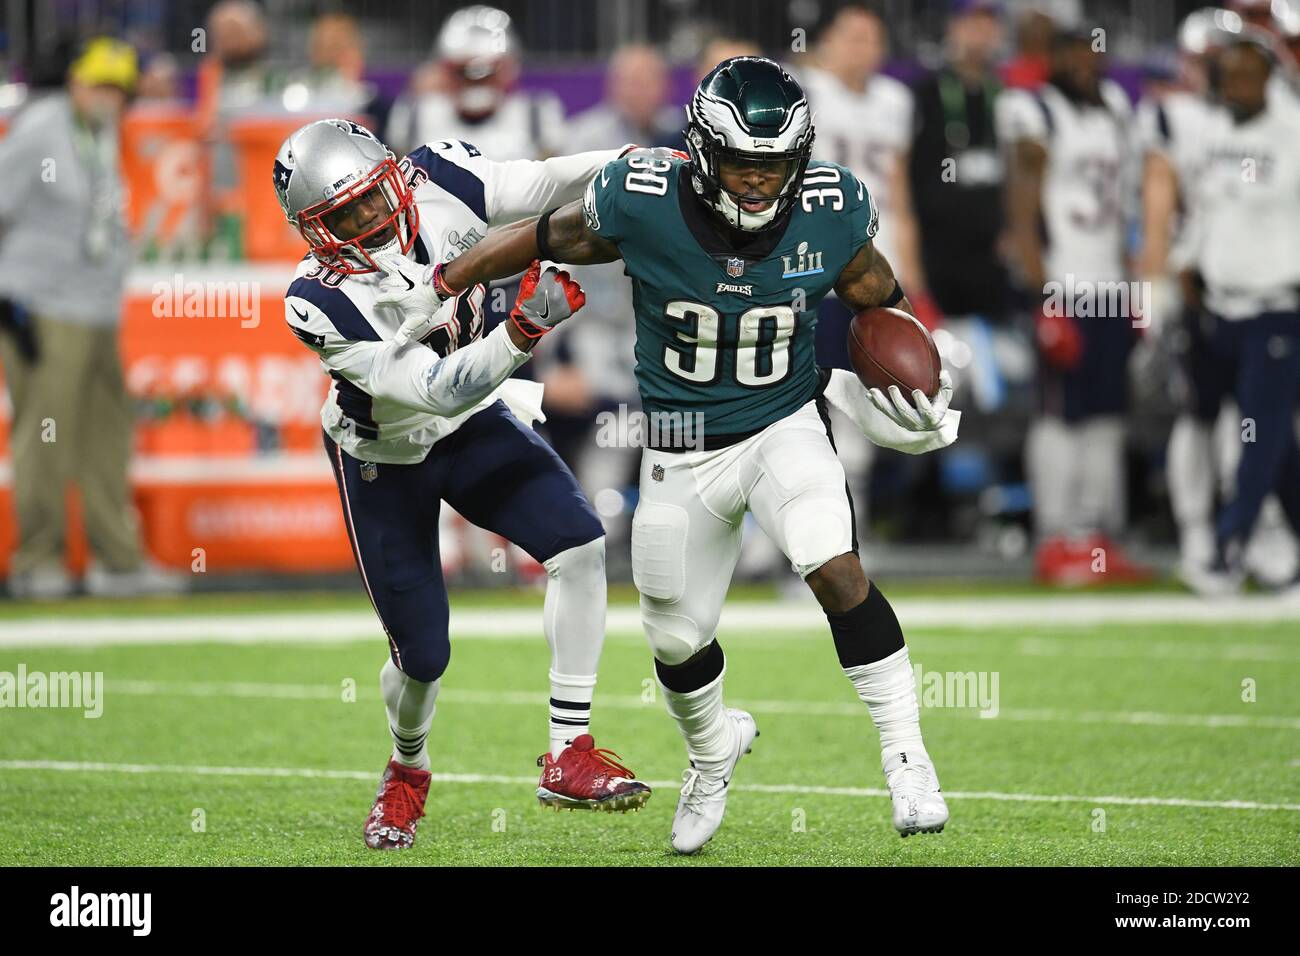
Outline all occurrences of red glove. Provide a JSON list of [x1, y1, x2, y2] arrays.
[[1035, 304, 1082, 370], [909, 289, 944, 331], [510, 260, 586, 340]]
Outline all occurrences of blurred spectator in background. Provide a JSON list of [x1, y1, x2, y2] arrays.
[[135, 51, 180, 101], [567, 44, 677, 148], [1000, 27, 1149, 584], [0, 39, 181, 599], [198, 0, 280, 112], [1179, 38, 1300, 595], [283, 12, 384, 121], [902, 0, 1009, 327], [386, 4, 565, 160], [1001, 5, 1054, 89], [197, 0, 286, 259]]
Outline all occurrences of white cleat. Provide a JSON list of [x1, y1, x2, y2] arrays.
[[883, 749, 948, 837], [1178, 558, 1245, 598], [670, 709, 758, 855]]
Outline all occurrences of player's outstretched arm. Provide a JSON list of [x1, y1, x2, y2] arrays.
[[439, 198, 621, 295], [833, 240, 915, 317]]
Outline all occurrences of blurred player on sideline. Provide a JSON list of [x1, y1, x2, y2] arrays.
[[1000, 27, 1150, 585], [386, 5, 565, 160], [274, 120, 652, 849], [1137, 11, 1298, 588], [1176, 38, 1300, 595]]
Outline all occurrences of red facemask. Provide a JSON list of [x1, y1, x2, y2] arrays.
[[294, 157, 419, 275]]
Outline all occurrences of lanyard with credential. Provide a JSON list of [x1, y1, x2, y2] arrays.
[[936, 68, 1000, 151]]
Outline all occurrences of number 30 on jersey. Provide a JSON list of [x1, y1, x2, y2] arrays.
[[664, 301, 796, 388]]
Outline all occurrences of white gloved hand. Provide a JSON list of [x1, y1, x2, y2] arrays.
[[373, 252, 450, 347], [824, 368, 961, 455], [866, 369, 954, 432]]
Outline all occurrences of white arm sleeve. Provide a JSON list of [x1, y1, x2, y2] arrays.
[[420, 139, 628, 227], [482, 148, 628, 226], [286, 295, 530, 417]]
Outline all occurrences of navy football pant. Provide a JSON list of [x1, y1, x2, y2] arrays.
[[1039, 314, 1135, 422], [324, 400, 604, 682], [1209, 311, 1300, 547]]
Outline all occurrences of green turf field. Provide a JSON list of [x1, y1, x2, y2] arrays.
[[0, 587, 1297, 866]]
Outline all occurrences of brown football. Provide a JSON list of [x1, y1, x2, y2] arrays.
[[847, 307, 942, 402]]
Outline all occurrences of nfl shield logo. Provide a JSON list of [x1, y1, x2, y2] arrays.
[[360, 462, 378, 482], [726, 257, 745, 278]]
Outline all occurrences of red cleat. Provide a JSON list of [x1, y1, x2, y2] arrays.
[[536, 734, 651, 812], [363, 759, 431, 850], [1084, 533, 1154, 583], [1035, 536, 1092, 585]]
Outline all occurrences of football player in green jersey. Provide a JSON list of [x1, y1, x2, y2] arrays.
[[424, 57, 960, 854]]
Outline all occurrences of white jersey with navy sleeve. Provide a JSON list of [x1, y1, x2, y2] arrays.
[[1189, 98, 1300, 320], [1135, 90, 1215, 271], [801, 67, 913, 265], [997, 80, 1133, 283], [284, 139, 622, 464]]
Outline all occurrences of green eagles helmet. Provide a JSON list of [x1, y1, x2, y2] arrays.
[[683, 56, 816, 232]]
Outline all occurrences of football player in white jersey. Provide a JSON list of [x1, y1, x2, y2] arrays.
[[1177, 38, 1300, 594], [1000, 27, 1151, 584], [799, 4, 915, 271], [385, 5, 566, 161], [274, 119, 652, 850], [1137, 12, 1298, 588]]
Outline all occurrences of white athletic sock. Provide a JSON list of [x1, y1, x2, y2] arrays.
[[843, 646, 926, 757], [660, 671, 733, 775], [542, 538, 607, 758], [380, 657, 439, 771], [548, 670, 595, 758], [1077, 417, 1127, 535], [1026, 416, 1078, 539]]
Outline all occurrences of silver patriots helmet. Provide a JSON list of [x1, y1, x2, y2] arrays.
[[272, 118, 418, 275]]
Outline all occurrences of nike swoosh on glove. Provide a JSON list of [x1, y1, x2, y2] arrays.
[[373, 252, 450, 346], [825, 368, 961, 455], [510, 259, 586, 340]]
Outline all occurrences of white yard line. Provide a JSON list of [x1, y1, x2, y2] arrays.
[[2, 594, 1300, 648], [101, 679, 1300, 731], [0, 759, 1295, 812]]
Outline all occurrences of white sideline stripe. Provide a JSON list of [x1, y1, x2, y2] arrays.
[[104, 680, 1300, 731], [3, 593, 1300, 648], [1017, 636, 1300, 662], [0, 759, 1296, 813]]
